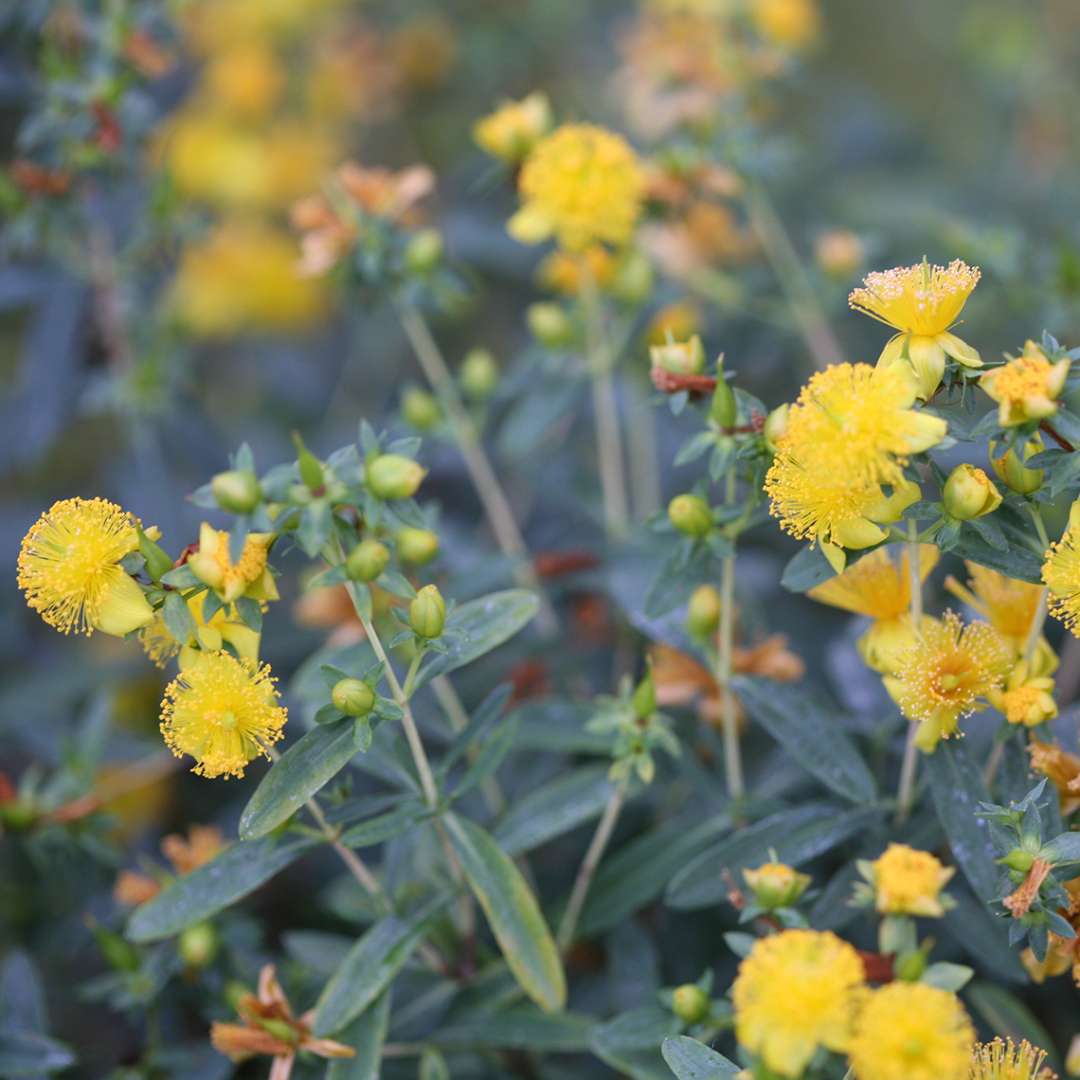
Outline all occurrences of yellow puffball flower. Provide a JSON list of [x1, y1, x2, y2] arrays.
[[202, 41, 285, 118], [733, 929, 865, 1078], [140, 593, 261, 669], [989, 659, 1058, 728], [945, 561, 1046, 653], [764, 362, 946, 563], [17, 497, 154, 637], [970, 1038, 1056, 1080], [808, 544, 939, 674], [538, 246, 617, 295], [750, 0, 820, 50], [160, 651, 287, 779], [980, 342, 1070, 428], [869, 843, 954, 917], [509, 124, 645, 252], [188, 524, 278, 605], [848, 983, 974, 1080], [883, 611, 1012, 752], [1043, 501, 1080, 638], [742, 862, 811, 909], [473, 91, 553, 163], [849, 259, 982, 400]]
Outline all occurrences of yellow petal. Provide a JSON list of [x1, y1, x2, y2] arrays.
[[507, 203, 553, 246], [905, 411, 948, 454], [937, 330, 981, 368], [907, 335, 946, 399], [93, 570, 155, 637], [832, 517, 888, 550]]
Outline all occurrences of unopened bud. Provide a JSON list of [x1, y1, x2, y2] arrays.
[[671, 984, 710, 1025], [893, 949, 927, 982], [460, 348, 499, 400], [632, 670, 656, 717], [292, 432, 324, 492], [743, 862, 811, 909], [404, 228, 444, 274], [409, 584, 446, 639], [346, 539, 390, 582], [397, 527, 439, 565], [527, 302, 573, 347], [367, 454, 426, 500], [943, 464, 1002, 521], [402, 386, 441, 431], [651, 335, 705, 376], [211, 469, 261, 514], [668, 494, 712, 538], [224, 980, 250, 1012], [1000, 848, 1036, 873], [990, 437, 1044, 496], [687, 584, 722, 638], [763, 404, 789, 452], [178, 921, 217, 968], [710, 367, 737, 428], [332, 677, 376, 718]]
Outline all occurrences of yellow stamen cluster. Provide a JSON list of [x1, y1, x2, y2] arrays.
[[883, 611, 1012, 752], [1043, 507, 1080, 637], [17, 497, 153, 637], [980, 343, 1069, 427], [733, 929, 864, 1078], [970, 1038, 1056, 1080], [869, 842, 954, 917], [509, 124, 645, 252], [764, 363, 945, 560], [848, 982, 974, 1080], [160, 651, 287, 778]]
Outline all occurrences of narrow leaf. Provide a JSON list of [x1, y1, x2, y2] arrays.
[[661, 1036, 740, 1079], [326, 989, 392, 1080]]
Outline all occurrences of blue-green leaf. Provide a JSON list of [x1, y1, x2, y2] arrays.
[[661, 1036, 740, 1079]]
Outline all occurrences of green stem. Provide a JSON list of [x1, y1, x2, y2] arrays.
[[896, 521, 923, 824], [717, 467, 745, 804]]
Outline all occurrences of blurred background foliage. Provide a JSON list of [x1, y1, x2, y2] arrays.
[[3, 0, 1080, 1076]]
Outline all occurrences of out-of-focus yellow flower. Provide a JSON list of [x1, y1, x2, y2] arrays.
[[750, 0, 820, 50], [989, 659, 1058, 728], [1029, 739, 1080, 817], [848, 983, 974, 1080], [647, 301, 700, 346], [733, 929, 864, 1078], [815, 228, 863, 278], [981, 342, 1070, 427], [742, 862, 811, 909], [473, 91, 553, 163], [883, 611, 1012, 752], [390, 13, 458, 92], [970, 1037, 1056, 1080], [764, 362, 945, 567], [808, 544, 939, 674], [866, 843, 954, 917], [849, 259, 982, 400], [538, 246, 617, 294], [188, 524, 277, 605], [944, 561, 1046, 654], [181, 0, 341, 53], [18, 498, 154, 637], [140, 593, 261, 669], [510, 124, 645, 252], [160, 651, 287, 779], [1043, 501, 1080, 637], [202, 41, 285, 118]]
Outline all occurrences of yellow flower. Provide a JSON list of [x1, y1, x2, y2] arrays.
[[883, 611, 1012, 752], [473, 91, 553, 163], [160, 651, 286, 779], [988, 659, 1058, 728], [733, 929, 865, 1078], [764, 362, 946, 564], [1043, 501, 1080, 638], [944, 561, 1045, 652], [1028, 738, 1080, 817], [17, 497, 154, 637], [942, 464, 1002, 521], [867, 843, 954, 917], [808, 544, 939, 673], [140, 593, 261, 669], [970, 1038, 1056, 1080], [848, 983, 974, 1080], [980, 342, 1070, 428], [202, 41, 285, 118], [750, 0, 820, 49], [509, 124, 645, 252], [742, 862, 811, 908], [849, 259, 982, 400], [538, 246, 617, 295], [188, 524, 278, 605]]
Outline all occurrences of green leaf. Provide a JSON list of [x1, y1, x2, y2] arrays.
[[732, 678, 877, 804], [443, 812, 566, 1012], [415, 590, 538, 689], [666, 804, 880, 910], [313, 895, 450, 1036], [1040, 830, 1080, 865], [339, 801, 429, 848], [452, 712, 520, 801], [592, 1007, 682, 1080], [965, 982, 1061, 1074], [495, 766, 615, 856], [239, 719, 368, 840], [921, 962, 974, 992], [161, 590, 196, 646], [431, 1007, 594, 1051], [780, 544, 835, 593], [0, 1030, 75, 1076], [925, 742, 999, 902], [326, 990, 392, 1080], [661, 1036, 740, 1079], [127, 837, 316, 942]]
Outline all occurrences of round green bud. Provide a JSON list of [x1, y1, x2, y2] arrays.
[[610, 250, 654, 305], [402, 386, 441, 431], [893, 949, 927, 983], [211, 469, 261, 514], [668, 494, 713, 538], [460, 348, 499, 400], [332, 677, 376, 718], [671, 984, 710, 1025], [687, 584, 722, 638], [346, 538, 391, 583], [990, 437, 1044, 495], [0, 800, 37, 831], [367, 454, 427, 500], [527, 302, 574, 347], [178, 921, 217, 968], [943, 464, 1002, 521], [404, 227, 444, 274], [1001, 847, 1036, 873], [410, 584, 447, 639], [397, 527, 439, 565], [763, 404, 789, 453], [710, 371, 737, 428]]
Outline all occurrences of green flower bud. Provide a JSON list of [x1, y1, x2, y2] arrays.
[[943, 464, 1003, 521], [346, 538, 390, 582], [610, 250, 653, 304], [668, 494, 713, 538], [178, 921, 217, 968], [397, 527, 439, 565], [332, 677, 376, 718], [650, 335, 705, 376], [990, 436, 1044, 496], [211, 469, 261, 514], [404, 227, 444, 274], [367, 454, 427, 500], [292, 431, 324, 491], [893, 948, 927, 982], [402, 386, 441, 431], [1000, 848, 1036, 873], [258, 1017, 299, 1045], [460, 348, 499, 400], [527, 302, 573, 347], [710, 368, 737, 428], [687, 584, 722, 638], [224, 980, 250, 1012], [763, 404, 789, 452], [671, 984, 710, 1025], [410, 584, 446, 639], [632, 669, 656, 717]]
